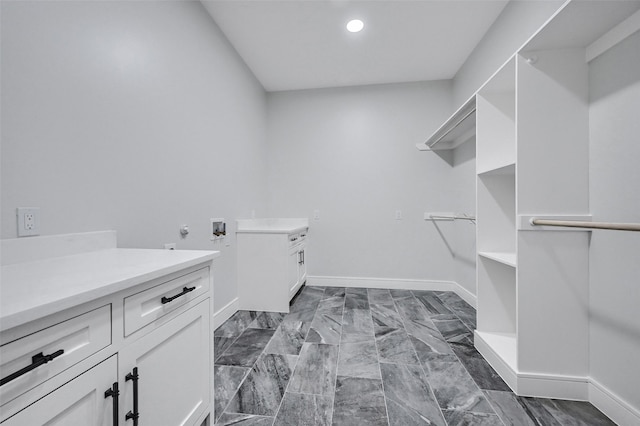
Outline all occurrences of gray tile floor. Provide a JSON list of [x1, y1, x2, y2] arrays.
[[213, 286, 615, 426]]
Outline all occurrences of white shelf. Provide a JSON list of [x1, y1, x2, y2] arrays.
[[478, 162, 515, 177], [475, 331, 517, 372], [479, 251, 516, 268], [417, 95, 476, 151]]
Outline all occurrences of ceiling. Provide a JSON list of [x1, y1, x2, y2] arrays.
[[201, 0, 510, 92]]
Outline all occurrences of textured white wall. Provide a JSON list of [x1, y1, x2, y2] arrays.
[[588, 31, 640, 413], [0, 1, 268, 312], [266, 82, 458, 284], [452, 0, 563, 108]]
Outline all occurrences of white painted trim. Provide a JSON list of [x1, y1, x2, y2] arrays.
[[453, 282, 477, 309], [587, 9, 640, 63], [213, 297, 239, 330], [306, 275, 476, 308], [589, 378, 640, 426]]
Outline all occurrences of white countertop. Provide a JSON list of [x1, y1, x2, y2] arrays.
[[236, 218, 309, 234], [0, 248, 219, 332]]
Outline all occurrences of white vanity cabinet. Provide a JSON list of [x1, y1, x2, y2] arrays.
[[288, 230, 307, 299], [2, 356, 118, 426], [237, 219, 309, 313], [0, 233, 218, 426]]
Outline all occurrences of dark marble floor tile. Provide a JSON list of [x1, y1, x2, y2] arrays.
[[214, 365, 251, 421], [332, 376, 388, 426], [413, 291, 453, 316], [215, 413, 274, 425], [431, 315, 473, 344], [346, 287, 368, 295], [516, 397, 563, 426], [483, 391, 537, 426], [404, 317, 454, 362], [265, 320, 308, 355], [226, 353, 295, 416], [375, 327, 420, 365], [422, 360, 494, 414], [323, 287, 346, 298], [273, 392, 332, 426], [299, 285, 326, 299], [435, 292, 477, 330], [393, 295, 430, 323], [389, 289, 413, 299], [370, 303, 404, 329], [307, 307, 343, 345], [215, 335, 237, 362], [380, 362, 445, 426], [341, 308, 374, 343], [216, 328, 276, 367], [337, 340, 380, 379], [367, 288, 394, 304], [249, 312, 287, 330], [288, 343, 339, 395], [345, 292, 369, 309], [316, 295, 345, 311], [288, 286, 324, 319], [215, 310, 258, 337], [543, 398, 616, 425], [443, 410, 503, 426], [449, 341, 511, 391]]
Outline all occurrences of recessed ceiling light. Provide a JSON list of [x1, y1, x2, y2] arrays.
[[346, 19, 364, 33]]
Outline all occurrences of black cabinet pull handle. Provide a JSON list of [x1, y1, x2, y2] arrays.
[[0, 349, 64, 387], [105, 382, 119, 426], [161, 286, 196, 304], [125, 367, 139, 425]]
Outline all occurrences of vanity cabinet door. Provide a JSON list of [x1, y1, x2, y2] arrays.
[[119, 300, 210, 426], [2, 356, 117, 426]]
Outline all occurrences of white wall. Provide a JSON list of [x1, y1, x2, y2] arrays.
[[0, 1, 268, 312], [452, 0, 563, 108], [450, 139, 477, 297], [588, 30, 640, 415], [266, 81, 459, 287]]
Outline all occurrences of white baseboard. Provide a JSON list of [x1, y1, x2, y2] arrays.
[[589, 378, 640, 426], [306, 275, 477, 308], [476, 330, 640, 424], [213, 297, 239, 329]]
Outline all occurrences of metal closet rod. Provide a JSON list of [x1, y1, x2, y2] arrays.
[[530, 219, 640, 232], [430, 214, 476, 221]]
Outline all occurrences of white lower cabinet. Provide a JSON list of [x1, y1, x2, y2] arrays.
[[3, 355, 117, 426], [1, 262, 214, 426], [237, 228, 308, 313], [119, 300, 210, 426]]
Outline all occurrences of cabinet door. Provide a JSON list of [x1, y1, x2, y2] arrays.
[[288, 246, 300, 296], [119, 300, 210, 426], [2, 356, 117, 426], [298, 246, 307, 285]]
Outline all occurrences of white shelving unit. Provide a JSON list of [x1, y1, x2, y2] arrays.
[[471, 0, 640, 403], [475, 57, 518, 377], [417, 95, 476, 151]]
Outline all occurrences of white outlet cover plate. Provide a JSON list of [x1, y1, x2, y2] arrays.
[[17, 207, 40, 237]]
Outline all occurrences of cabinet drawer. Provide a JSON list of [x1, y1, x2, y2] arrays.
[[124, 267, 209, 336], [0, 305, 111, 406]]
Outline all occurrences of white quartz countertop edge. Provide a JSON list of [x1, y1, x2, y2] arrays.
[[0, 248, 220, 332]]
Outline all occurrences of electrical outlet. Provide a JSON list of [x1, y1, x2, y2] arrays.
[[395, 210, 403, 220], [313, 210, 320, 221], [17, 207, 40, 237]]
